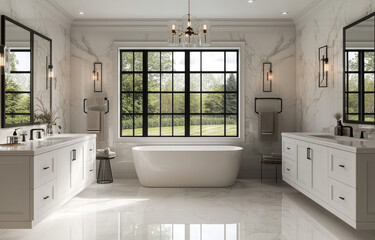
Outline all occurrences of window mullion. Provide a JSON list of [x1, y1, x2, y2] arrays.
[[185, 50, 190, 136], [143, 51, 148, 136]]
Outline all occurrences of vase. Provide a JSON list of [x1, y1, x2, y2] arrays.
[[46, 124, 53, 136]]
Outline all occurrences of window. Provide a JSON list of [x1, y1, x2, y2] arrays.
[[344, 50, 375, 122], [4, 48, 32, 126], [119, 50, 239, 137]]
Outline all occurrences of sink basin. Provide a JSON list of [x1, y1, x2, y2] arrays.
[[310, 135, 339, 140]]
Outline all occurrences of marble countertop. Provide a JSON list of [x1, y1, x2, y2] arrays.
[[0, 134, 96, 156], [282, 132, 375, 153]]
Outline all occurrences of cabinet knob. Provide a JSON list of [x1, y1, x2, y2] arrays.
[[43, 167, 50, 170], [90, 169, 94, 172], [286, 147, 290, 150], [286, 168, 290, 171], [43, 196, 50, 200], [339, 164, 345, 168], [339, 196, 345, 200]]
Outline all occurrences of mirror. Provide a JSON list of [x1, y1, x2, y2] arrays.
[[0, 15, 52, 128], [343, 13, 375, 124]]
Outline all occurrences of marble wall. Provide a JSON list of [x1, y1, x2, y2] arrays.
[[70, 20, 297, 178], [0, 0, 71, 140], [296, 0, 375, 135]]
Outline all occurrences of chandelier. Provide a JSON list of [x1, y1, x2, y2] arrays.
[[169, 0, 210, 47]]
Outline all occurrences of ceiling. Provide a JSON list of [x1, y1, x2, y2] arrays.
[[49, 0, 318, 20]]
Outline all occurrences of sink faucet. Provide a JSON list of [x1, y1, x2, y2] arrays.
[[30, 128, 45, 140], [340, 125, 353, 138]]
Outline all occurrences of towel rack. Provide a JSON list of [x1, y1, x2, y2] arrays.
[[255, 97, 282, 114], [83, 97, 109, 114]]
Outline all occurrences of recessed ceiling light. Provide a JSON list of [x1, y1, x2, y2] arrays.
[[248, 0, 255, 3], [282, 11, 288, 15], [78, 11, 85, 15]]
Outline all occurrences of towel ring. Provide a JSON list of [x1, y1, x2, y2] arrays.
[[83, 97, 109, 114], [254, 97, 282, 114]]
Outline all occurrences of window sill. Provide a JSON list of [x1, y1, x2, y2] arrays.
[[115, 136, 244, 145]]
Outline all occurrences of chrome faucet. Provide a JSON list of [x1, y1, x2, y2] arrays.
[[341, 125, 353, 138], [30, 128, 45, 140]]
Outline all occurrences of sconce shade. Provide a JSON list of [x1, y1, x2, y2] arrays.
[[263, 62, 273, 92], [94, 62, 102, 92], [48, 64, 54, 79], [0, 45, 5, 68]]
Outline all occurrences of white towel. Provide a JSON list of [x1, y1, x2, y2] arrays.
[[87, 111, 101, 132], [260, 112, 276, 135], [87, 97, 107, 111]]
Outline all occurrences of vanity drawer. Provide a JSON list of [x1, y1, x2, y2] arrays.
[[85, 159, 96, 184], [34, 152, 56, 188], [282, 138, 296, 160], [34, 180, 56, 218], [85, 139, 96, 161], [329, 149, 356, 188], [283, 161, 296, 180], [328, 178, 356, 219]]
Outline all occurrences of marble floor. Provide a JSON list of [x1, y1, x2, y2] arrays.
[[0, 179, 375, 240]]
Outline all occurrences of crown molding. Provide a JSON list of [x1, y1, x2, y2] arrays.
[[293, 0, 328, 23], [35, 0, 73, 25], [72, 18, 295, 30]]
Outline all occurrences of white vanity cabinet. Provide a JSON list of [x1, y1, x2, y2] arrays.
[[0, 134, 96, 229], [282, 133, 375, 229]]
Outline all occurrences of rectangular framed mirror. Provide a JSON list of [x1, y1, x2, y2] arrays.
[[343, 12, 375, 124], [1, 15, 52, 128]]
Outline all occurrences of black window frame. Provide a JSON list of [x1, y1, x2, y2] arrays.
[[3, 48, 33, 127], [344, 49, 375, 123], [119, 49, 240, 137]]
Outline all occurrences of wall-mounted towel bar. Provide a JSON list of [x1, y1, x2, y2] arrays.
[[255, 97, 282, 114], [83, 97, 109, 114]]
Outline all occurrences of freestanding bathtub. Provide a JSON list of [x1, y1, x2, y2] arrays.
[[132, 146, 243, 187]]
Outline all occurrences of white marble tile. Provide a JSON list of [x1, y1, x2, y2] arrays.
[[1, 179, 374, 240]]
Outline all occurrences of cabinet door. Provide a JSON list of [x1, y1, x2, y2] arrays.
[[71, 144, 84, 190], [297, 142, 312, 190], [310, 144, 328, 200], [56, 146, 72, 201]]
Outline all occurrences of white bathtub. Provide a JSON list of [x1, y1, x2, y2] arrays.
[[132, 146, 243, 187]]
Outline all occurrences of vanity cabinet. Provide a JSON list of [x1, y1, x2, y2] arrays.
[[0, 134, 96, 229], [282, 133, 375, 229]]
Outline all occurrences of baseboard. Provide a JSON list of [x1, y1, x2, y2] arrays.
[[112, 170, 280, 180]]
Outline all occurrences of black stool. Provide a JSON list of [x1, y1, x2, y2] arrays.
[[260, 154, 282, 183], [96, 156, 115, 184]]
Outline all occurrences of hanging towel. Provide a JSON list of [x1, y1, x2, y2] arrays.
[[87, 111, 101, 132], [260, 112, 276, 135], [87, 97, 107, 111]]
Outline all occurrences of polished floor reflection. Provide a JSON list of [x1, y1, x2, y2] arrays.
[[1, 179, 375, 240]]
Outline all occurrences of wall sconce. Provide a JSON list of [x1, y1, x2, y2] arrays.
[[0, 45, 5, 69], [263, 62, 273, 92], [93, 62, 102, 92], [318, 45, 328, 87]]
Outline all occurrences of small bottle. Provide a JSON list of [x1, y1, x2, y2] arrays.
[[12, 128, 19, 144], [334, 120, 343, 136]]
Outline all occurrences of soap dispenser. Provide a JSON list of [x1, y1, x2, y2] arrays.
[[8, 128, 20, 144], [334, 120, 343, 136]]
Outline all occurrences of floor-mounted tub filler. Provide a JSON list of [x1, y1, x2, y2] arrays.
[[132, 146, 243, 187]]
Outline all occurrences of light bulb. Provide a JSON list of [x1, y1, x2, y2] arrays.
[[269, 71, 273, 81], [93, 70, 97, 81], [172, 24, 176, 30], [203, 24, 207, 30]]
